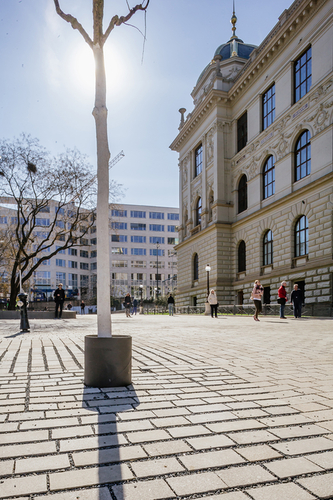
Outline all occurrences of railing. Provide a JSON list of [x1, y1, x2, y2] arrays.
[[174, 303, 333, 317]]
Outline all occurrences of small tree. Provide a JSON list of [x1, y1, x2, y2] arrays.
[[54, 0, 150, 338], [0, 134, 97, 309]]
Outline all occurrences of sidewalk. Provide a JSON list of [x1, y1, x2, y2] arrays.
[[0, 314, 333, 499]]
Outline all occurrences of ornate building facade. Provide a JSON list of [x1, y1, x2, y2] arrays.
[[170, 0, 333, 310]]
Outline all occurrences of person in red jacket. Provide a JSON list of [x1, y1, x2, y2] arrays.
[[278, 281, 288, 319]]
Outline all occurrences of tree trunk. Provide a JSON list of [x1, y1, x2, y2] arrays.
[[92, 43, 112, 338]]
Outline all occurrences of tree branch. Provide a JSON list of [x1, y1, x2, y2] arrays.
[[103, 0, 150, 44], [53, 0, 93, 49]]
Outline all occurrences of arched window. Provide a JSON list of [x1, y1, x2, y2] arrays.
[[238, 240, 246, 273], [295, 130, 311, 181], [263, 156, 275, 199], [195, 198, 202, 226], [263, 230, 273, 266], [295, 216, 308, 257], [238, 175, 247, 214], [193, 253, 199, 280]]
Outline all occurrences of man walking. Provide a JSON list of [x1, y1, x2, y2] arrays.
[[167, 293, 175, 316], [290, 283, 303, 318]]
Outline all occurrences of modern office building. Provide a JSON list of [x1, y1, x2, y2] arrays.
[[170, 0, 333, 312], [109, 204, 179, 300]]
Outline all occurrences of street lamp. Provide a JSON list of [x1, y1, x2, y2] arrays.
[[205, 264, 211, 299], [139, 284, 143, 314], [156, 242, 160, 302]]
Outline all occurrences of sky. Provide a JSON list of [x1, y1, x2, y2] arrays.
[[0, 0, 293, 208]]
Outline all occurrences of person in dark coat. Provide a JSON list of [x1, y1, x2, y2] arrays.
[[290, 283, 304, 318], [54, 283, 65, 319], [124, 293, 132, 317], [167, 293, 175, 316], [80, 301, 85, 314]]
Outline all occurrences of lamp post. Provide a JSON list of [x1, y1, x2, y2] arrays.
[[156, 242, 160, 302], [139, 284, 143, 314], [205, 264, 211, 315]]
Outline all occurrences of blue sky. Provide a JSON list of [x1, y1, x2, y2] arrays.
[[0, 0, 292, 208]]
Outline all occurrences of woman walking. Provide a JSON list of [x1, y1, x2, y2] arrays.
[[251, 280, 263, 321], [208, 289, 218, 318], [278, 281, 288, 319]]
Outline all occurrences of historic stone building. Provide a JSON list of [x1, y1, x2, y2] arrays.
[[170, 0, 333, 311]]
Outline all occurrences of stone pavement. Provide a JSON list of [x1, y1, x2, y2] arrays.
[[0, 313, 333, 499]]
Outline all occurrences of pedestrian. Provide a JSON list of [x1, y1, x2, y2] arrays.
[[290, 283, 303, 318], [208, 289, 218, 318], [167, 293, 175, 316], [67, 302, 72, 310], [251, 280, 263, 321], [54, 283, 65, 319], [124, 293, 131, 317], [132, 298, 138, 315], [278, 281, 288, 319], [80, 301, 85, 314]]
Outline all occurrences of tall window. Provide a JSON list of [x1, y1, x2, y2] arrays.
[[263, 156, 275, 199], [295, 130, 311, 181], [295, 216, 309, 257], [238, 241, 246, 273], [238, 175, 247, 214], [295, 47, 312, 103], [193, 253, 199, 280], [195, 198, 202, 226], [262, 84, 275, 130], [195, 144, 202, 177], [237, 112, 247, 152], [263, 230, 273, 266]]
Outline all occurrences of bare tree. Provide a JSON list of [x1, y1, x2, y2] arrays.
[[54, 0, 150, 338], [0, 134, 97, 309]]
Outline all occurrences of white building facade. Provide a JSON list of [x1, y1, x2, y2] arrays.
[[170, 0, 333, 312]]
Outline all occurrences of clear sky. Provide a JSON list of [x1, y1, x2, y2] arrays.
[[0, 0, 293, 208]]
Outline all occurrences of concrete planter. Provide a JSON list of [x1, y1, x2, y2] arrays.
[[84, 335, 132, 388], [0, 310, 76, 320]]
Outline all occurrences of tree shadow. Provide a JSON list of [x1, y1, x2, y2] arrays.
[[73, 384, 141, 499]]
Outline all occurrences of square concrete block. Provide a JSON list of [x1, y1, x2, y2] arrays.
[[179, 449, 245, 471], [35, 487, 112, 500], [50, 464, 133, 490], [246, 482, 315, 500], [297, 471, 333, 499], [265, 457, 323, 478], [216, 464, 275, 487], [112, 478, 175, 500], [131, 457, 184, 477], [236, 444, 282, 462], [143, 440, 192, 457], [166, 471, 226, 496]]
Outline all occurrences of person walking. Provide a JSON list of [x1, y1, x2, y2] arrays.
[[80, 301, 85, 314], [54, 283, 65, 319], [132, 298, 138, 315], [167, 293, 175, 316], [208, 289, 218, 318], [278, 281, 288, 319], [290, 283, 303, 318], [251, 280, 263, 321], [124, 293, 131, 317]]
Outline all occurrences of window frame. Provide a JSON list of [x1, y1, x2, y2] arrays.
[[194, 144, 203, 177], [263, 156, 275, 199], [237, 112, 247, 152], [294, 46, 312, 103], [263, 230, 273, 266], [295, 216, 309, 257], [195, 198, 202, 226], [193, 253, 199, 281], [295, 130, 311, 182], [238, 241, 246, 273], [262, 84, 275, 130], [238, 175, 247, 214]]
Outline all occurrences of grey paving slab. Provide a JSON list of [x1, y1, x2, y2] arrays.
[[112, 478, 175, 500], [166, 471, 226, 496], [49, 464, 133, 490], [216, 464, 276, 487], [297, 472, 333, 498], [35, 487, 112, 500], [246, 482, 316, 500]]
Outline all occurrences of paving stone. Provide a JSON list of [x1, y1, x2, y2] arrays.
[[265, 457, 323, 478], [186, 434, 235, 450], [258, 414, 312, 427], [203, 494, 249, 500], [52, 425, 94, 439], [117, 410, 155, 421], [216, 464, 276, 487], [143, 440, 192, 457], [271, 436, 333, 455], [166, 471, 226, 496], [20, 417, 80, 430], [186, 411, 236, 424], [126, 429, 170, 443], [131, 456, 184, 477], [0, 441, 56, 459], [0, 429, 48, 444], [246, 482, 315, 499], [207, 419, 265, 433], [73, 445, 147, 466], [0, 459, 14, 476], [0, 474, 47, 497], [60, 434, 128, 452], [178, 449, 245, 471], [15, 453, 71, 473], [150, 416, 190, 427], [297, 472, 333, 498], [112, 478, 175, 500], [236, 444, 282, 462], [306, 450, 333, 469], [49, 464, 133, 490], [151, 408, 191, 417], [167, 424, 211, 438], [269, 424, 329, 439], [226, 429, 279, 445], [35, 487, 112, 500]]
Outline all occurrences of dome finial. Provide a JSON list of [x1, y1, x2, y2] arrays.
[[230, 0, 237, 40]]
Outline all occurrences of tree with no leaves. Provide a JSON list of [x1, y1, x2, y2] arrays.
[[0, 134, 96, 310], [53, 0, 150, 338]]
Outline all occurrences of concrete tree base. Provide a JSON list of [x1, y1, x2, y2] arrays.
[[84, 335, 132, 388]]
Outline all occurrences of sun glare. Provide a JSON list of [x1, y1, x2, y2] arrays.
[[69, 43, 95, 95]]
